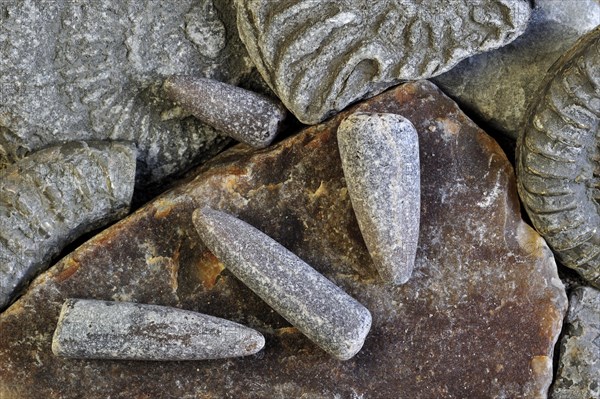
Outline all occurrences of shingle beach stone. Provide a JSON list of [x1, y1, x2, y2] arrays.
[[551, 286, 600, 399], [0, 81, 566, 398], [0, 141, 136, 311], [52, 298, 265, 360], [163, 76, 286, 148], [193, 207, 372, 360], [235, 0, 531, 124], [337, 113, 420, 284]]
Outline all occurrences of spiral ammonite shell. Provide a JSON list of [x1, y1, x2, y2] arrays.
[[517, 27, 600, 288]]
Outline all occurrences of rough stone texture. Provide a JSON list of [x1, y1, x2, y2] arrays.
[[517, 28, 600, 289], [0, 141, 136, 311], [163, 76, 286, 148], [338, 113, 420, 284], [433, 0, 600, 139], [551, 286, 600, 399], [0, 0, 253, 187], [235, 0, 531, 124], [193, 207, 372, 360], [52, 298, 265, 360], [0, 81, 566, 398]]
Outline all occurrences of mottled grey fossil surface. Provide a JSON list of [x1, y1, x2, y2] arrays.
[[235, 0, 531, 124], [163, 76, 286, 148], [0, 141, 136, 310], [434, 0, 600, 139], [337, 113, 420, 285], [0, 0, 254, 187], [52, 299, 265, 360], [516, 27, 600, 288], [193, 207, 372, 360], [551, 287, 600, 399]]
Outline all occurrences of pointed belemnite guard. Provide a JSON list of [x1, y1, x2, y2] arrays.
[[193, 206, 372, 361], [52, 299, 265, 360], [163, 76, 287, 148], [337, 113, 420, 285]]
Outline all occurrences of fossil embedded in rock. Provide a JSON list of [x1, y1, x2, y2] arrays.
[[52, 299, 265, 360], [235, 0, 531, 124], [337, 113, 420, 285], [0, 141, 136, 310], [193, 206, 372, 360], [163, 76, 287, 148], [517, 27, 600, 288]]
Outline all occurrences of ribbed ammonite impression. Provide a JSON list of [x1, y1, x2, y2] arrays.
[[517, 27, 600, 288], [235, 0, 531, 124]]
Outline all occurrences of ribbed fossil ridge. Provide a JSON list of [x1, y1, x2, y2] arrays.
[[0, 141, 136, 310], [235, 0, 531, 124], [517, 27, 600, 288]]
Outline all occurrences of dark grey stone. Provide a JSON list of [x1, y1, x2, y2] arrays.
[[52, 299, 265, 360], [433, 0, 600, 139], [0, 141, 136, 310], [235, 0, 531, 124], [551, 287, 600, 399], [193, 206, 372, 360], [516, 27, 600, 288], [337, 113, 420, 285], [163, 76, 286, 148], [0, 0, 253, 187]]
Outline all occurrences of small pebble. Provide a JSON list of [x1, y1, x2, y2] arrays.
[[52, 299, 265, 360], [193, 206, 372, 361], [337, 113, 420, 285], [163, 76, 287, 148]]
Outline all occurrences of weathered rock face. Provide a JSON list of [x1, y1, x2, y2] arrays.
[[517, 28, 600, 289], [0, 81, 566, 398], [0, 0, 253, 186], [433, 0, 600, 139], [552, 287, 600, 399], [235, 0, 531, 124]]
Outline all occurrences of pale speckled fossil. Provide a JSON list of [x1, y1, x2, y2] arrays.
[[517, 27, 600, 288], [235, 0, 532, 124], [0, 141, 136, 310]]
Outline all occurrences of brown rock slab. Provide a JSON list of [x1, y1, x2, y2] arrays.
[[0, 81, 567, 398]]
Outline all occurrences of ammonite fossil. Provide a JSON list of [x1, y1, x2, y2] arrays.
[[235, 0, 531, 124], [0, 141, 136, 310], [517, 27, 600, 288], [0, 0, 250, 187]]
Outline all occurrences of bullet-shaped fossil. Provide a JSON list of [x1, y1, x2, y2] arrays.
[[193, 207, 372, 360], [52, 299, 265, 360], [163, 76, 287, 148], [337, 113, 420, 285], [0, 141, 136, 311]]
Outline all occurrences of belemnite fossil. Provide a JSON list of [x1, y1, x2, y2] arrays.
[[517, 27, 600, 288], [235, 0, 531, 124], [193, 206, 372, 361], [337, 113, 420, 285], [0, 141, 136, 310], [163, 76, 287, 148], [52, 299, 265, 360]]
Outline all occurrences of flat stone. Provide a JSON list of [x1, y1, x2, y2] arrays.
[[0, 81, 566, 398], [552, 287, 600, 399], [516, 27, 600, 288], [0, 141, 136, 311], [337, 113, 420, 284], [52, 298, 265, 360], [0, 0, 253, 187], [235, 0, 531, 124], [193, 207, 372, 360], [433, 0, 600, 139]]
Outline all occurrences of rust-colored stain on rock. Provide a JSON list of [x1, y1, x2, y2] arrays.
[[53, 258, 81, 283], [0, 81, 566, 398]]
